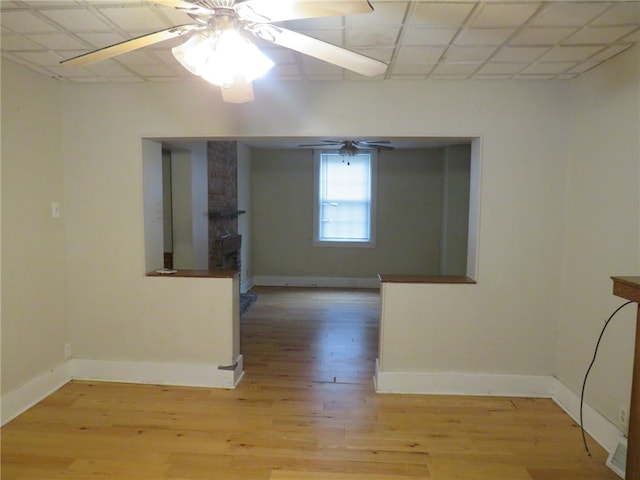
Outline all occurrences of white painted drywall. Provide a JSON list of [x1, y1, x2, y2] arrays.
[[237, 142, 253, 291], [2, 42, 637, 434], [1, 61, 68, 394], [557, 44, 640, 433], [55, 75, 569, 378]]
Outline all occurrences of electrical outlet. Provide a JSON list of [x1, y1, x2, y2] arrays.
[[64, 343, 72, 359], [51, 201, 61, 218], [619, 406, 628, 427]]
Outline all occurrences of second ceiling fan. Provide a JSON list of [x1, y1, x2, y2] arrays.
[[300, 139, 394, 156], [61, 0, 388, 103]]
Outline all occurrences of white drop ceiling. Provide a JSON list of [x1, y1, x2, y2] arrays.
[[1, 0, 639, 84]]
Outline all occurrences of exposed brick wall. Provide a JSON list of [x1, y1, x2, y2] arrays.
[[207, 141, 238, 270]]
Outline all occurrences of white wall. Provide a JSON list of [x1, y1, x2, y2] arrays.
[[144, 141, 209, 272], [4, 48, 637, 439], [557, 44, 640, 433], [440, 144, 471, 275], [171, 150, 195, 268], [237, 142, 253, 292], [54, 75, 568, 378], [1, 61, 67, 394], [58, 80, 244, 369], [188, 143, 209, 270], [142, 139, 164, 271], [166, 144, 208, 270]]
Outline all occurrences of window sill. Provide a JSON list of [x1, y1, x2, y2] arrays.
[[313, 240, 376, 248]]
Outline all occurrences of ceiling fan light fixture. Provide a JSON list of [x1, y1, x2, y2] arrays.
[[339, 144, 358, 156], [172, 28, 274, 87]]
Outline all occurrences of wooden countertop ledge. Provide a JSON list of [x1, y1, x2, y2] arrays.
[[146, 269, 239, 279], [378, 274, 476, 284]]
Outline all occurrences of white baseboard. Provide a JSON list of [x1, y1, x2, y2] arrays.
[[1, 356, 245, 426], [253, 275, 380, 289], [241, 277, 254, 294], [374, 362, 624, 454], [551, 379, 623, 454], [70, 357, 243, 389], [5, 358, 622, 458], [374, 362, 555, 397], [1, 362, 71, 426]]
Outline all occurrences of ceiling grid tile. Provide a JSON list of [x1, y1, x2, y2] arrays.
[[0, 1, 637, 84]]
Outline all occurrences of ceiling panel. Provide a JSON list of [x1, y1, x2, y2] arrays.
[[26, 32, 88, 49], [510, 27, 578, 45], [39, 8, 111, 31], [470, 3, 541, 27], [531, 2, 611, 27], [453, 28, 517, 46], [346, 26, 400, 46], [1, 0, 638, 85], [76, 32, 127, 47], [1, 10, 58, 32], [404, 27, 459, 45], [564, 25, 638, 44], [97, 6, 169, 33], [408, 3, 475, 27], [593, 2, 640, 25]]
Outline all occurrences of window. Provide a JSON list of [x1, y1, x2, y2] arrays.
[[313, 151, 377, 247]]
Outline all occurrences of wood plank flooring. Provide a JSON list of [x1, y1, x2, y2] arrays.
[[1, 287, 617, 479]]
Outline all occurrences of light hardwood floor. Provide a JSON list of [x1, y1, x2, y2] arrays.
[[1, 287, 617, 479]]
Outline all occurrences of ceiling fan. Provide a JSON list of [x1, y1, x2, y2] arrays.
[[299, 139, 394, 156], [60, 0, 388, 103]]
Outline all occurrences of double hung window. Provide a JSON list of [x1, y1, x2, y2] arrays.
[[313, 151, 376, 247]]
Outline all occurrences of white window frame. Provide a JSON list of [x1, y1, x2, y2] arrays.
[[312, 149, 377, 248]]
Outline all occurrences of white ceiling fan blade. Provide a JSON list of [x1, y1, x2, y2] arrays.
[[61, 24, 202, 66], [254, 26, 386, 77], [221, 82, 254, 103], [235, 0, 373, 23]]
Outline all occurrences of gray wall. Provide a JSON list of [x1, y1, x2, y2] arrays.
[[251, 146, 470, 281]]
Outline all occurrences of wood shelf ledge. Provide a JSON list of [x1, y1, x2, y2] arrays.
[[146, 269, 239, 279], [612, 276, 640, 303], [378, 274, 476, 284]]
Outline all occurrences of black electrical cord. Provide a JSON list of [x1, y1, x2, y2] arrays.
[[579, 300, 634, 456]]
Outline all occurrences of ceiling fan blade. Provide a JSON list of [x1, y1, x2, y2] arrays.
[[299, 140, 342, 146], [221, 82, 254, 103], [61, 24, 202, 66], [235, 0, 373, 23], [146, 0, 213, 15], [359, 140, 391, 145], [252, 25, 386, 77], [370, 144, 394, 151]]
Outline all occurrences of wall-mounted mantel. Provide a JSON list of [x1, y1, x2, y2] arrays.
[[209, 210, 246, 219], [611, 276, 640, 480]]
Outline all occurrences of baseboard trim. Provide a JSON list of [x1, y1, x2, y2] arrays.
[[1, 362, 71, 426], [70, 358, 240, 389], [374, 362, 624, 454], [551, 379, 623, 454], [253, 275, 380, 289], [5, 360, 622, 457], [375, 363, 555, 397], [1, 357, 246, 426], [241, 277, 254, 294]]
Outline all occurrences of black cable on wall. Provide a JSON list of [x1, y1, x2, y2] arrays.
[[580, 300, 634, 456]]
